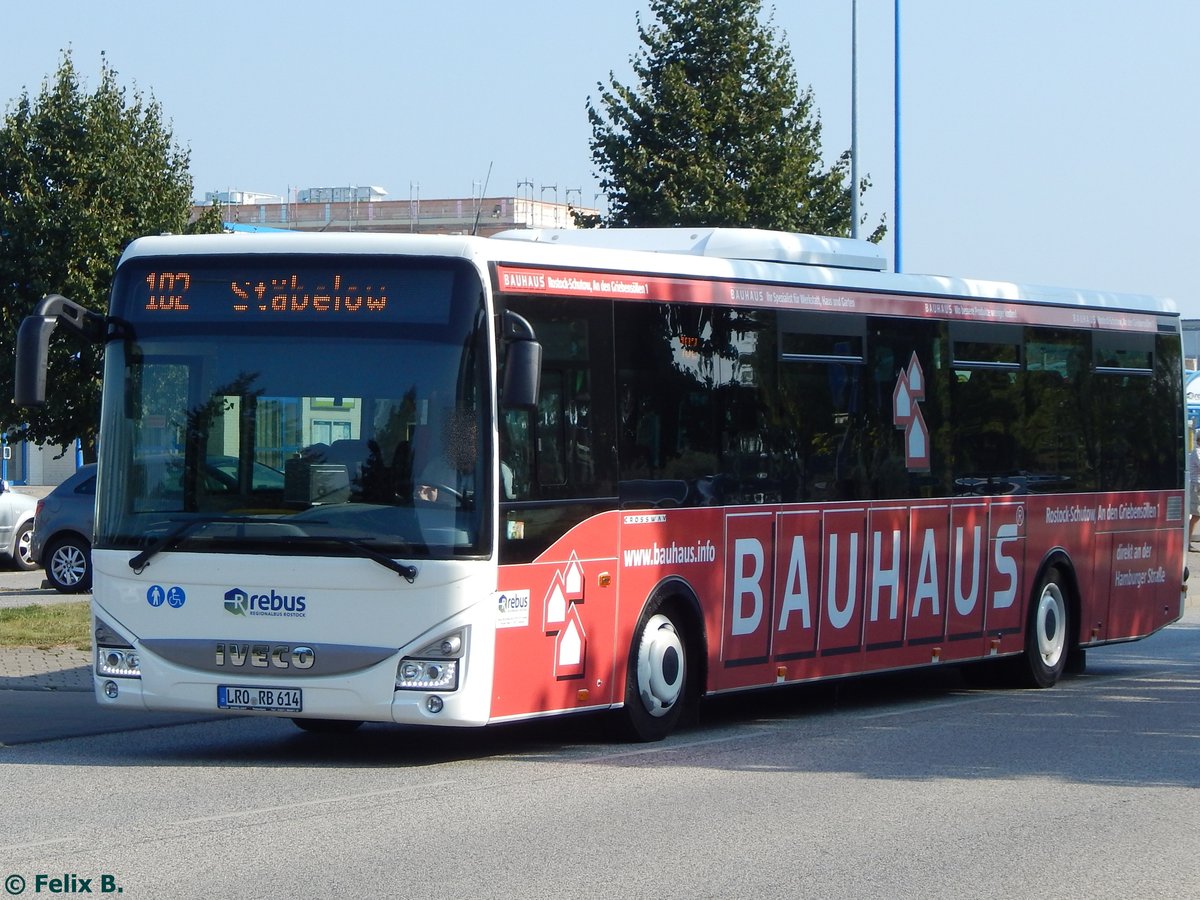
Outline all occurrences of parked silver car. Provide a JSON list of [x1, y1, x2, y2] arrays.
[[32, 464, 96, 592], [0, 480, 37, 571]]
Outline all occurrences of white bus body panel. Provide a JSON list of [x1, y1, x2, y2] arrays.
[[91, 549, 499, 727]]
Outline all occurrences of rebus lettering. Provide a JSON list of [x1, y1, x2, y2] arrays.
[[249, 590, 306, 613]]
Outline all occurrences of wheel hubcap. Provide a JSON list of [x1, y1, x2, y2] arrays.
[[636, 614, 685, 718], [17, 530, 33, 566], [52, 546, 86, 586], [1036, 583, 1066, 668]]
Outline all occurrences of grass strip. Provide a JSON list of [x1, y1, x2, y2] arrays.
[[0, 601, 91, 650]]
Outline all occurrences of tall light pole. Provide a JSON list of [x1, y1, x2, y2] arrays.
[[851, 0, 859, 240], [894, 0, 902, 272]]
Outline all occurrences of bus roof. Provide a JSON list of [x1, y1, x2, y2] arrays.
[[118, 229, 1177, 319], [491, 227, 889, 271]]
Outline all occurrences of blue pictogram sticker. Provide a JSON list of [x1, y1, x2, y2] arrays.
[[167, 586, 186, 608], [147, 585, 166, 607]]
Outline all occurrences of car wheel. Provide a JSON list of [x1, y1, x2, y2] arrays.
[[45, 535, 92, 593], [13, 522, 37, 571]]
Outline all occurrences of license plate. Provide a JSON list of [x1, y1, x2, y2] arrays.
[[218, 685, 302, 712]]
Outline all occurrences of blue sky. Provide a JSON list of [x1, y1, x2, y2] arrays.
[[3, 1, 1198, 315]]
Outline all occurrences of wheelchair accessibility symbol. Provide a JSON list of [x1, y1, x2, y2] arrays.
[[147, 585, 187, 608]]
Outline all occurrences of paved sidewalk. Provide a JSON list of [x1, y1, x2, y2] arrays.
[[0, 645, 92, 692]]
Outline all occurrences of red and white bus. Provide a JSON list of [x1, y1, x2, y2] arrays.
[[16, 227, 1187, 740]]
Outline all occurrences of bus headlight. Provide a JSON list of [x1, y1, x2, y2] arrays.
[[97, 647, 142, 678], [395, 658, 458, 691], [95, 615, 140, 679], [395, 627, 465, 691]]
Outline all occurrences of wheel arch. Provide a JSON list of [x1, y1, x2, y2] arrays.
[[47, 527, 92, 547], [633, 575, 709, 701], [1031, 548, 1082, 657], [42, 528, 92, 558]]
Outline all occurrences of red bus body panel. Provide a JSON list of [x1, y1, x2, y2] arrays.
[[491, 491, 1183, 720]]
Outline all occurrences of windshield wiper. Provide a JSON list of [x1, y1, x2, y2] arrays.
[[128, 516, 315, 572], [284, 535, 418, 583], [128, 517, 418, 582]]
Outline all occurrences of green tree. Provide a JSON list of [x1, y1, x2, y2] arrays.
[[588, 0, 882, 239], [0, 50, 218, 458]]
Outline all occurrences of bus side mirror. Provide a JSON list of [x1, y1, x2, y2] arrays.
[[502, 339, 542, 411], [500, 310, 541, 411], [14, 294, 107, 407], [15, 314, 57, 407]]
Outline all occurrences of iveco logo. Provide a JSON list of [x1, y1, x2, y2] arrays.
[[215, 643, 316, 669]]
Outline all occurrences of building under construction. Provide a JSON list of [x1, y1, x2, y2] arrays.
[[195, 185, 599, 237]]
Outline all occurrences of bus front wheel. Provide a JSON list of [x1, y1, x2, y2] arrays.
[[1019, 568, 1070, 688], [621, 599, 690, 742]]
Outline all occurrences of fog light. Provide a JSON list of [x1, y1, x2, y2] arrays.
[[426, 696, 444, 714], [103, 680, 119, 699]]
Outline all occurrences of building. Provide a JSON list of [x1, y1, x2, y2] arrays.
[[1183, 319, 1200, 372], [202, 190, 285, 206], [194, 186, 597, 237]]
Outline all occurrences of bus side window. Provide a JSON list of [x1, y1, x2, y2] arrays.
[[501, 409, 532, 501], [502, 297, 615, 502], [536, 370, 567, 486]]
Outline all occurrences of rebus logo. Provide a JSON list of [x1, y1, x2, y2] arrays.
[[224, 588, 249, 616], [223, 587, 308, 618]]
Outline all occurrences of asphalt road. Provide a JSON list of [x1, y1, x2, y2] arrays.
[[1, 566, 1198, 897], [0, 566, 79, 608]]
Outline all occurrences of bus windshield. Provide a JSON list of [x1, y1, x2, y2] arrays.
[[95, 254, 492, 560]]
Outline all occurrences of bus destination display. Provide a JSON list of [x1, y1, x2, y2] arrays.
[[139, 271, 390, 317]]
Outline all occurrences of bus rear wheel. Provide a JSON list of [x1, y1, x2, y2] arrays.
[[1018, 568, 1070, 688], [621, 599, 690, 742]]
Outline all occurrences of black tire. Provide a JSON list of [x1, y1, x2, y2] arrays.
[[291, 718, 364, 734], [621, 597, 691, 742], [1065, 646, 1087, 675], [1017, 567, 1070, 688], [12, 522, 37, 571], [45, 535, 92, 593]]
